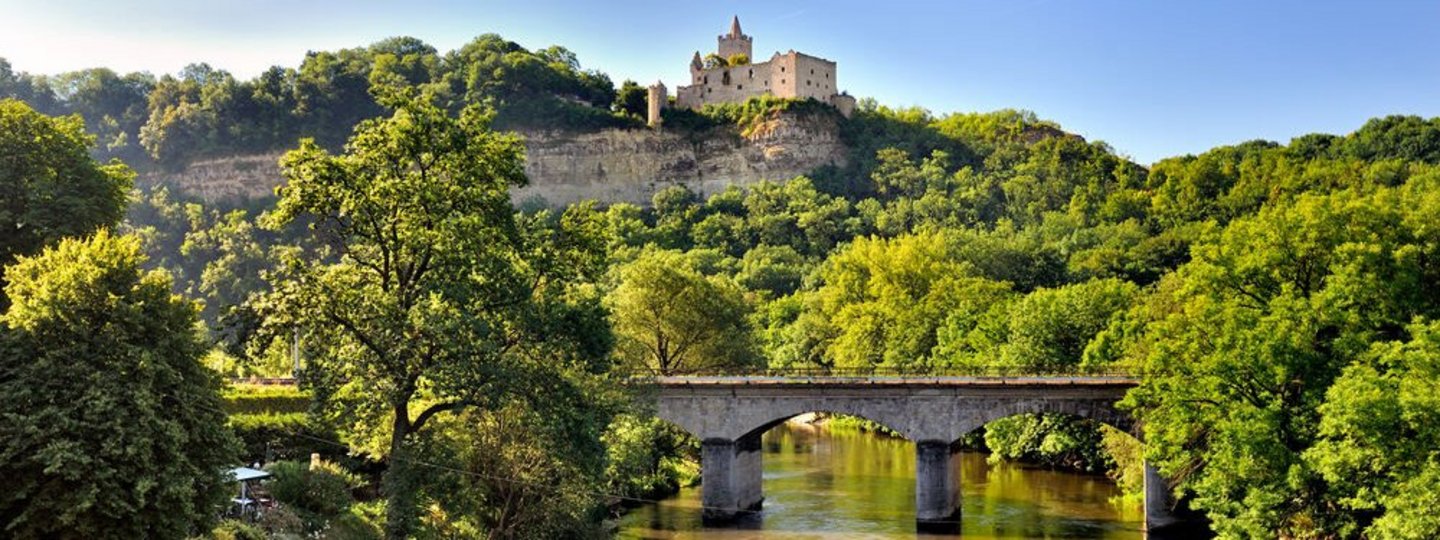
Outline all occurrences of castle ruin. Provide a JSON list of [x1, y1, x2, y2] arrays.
[[647, 17, 856, 126]]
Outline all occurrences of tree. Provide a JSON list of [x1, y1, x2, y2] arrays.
[[260, 87, 609, 539], [181, 208, 272, 353], [1307, 320, 1440, 540], [995, 278, 1138, 370], [702, 53, 728, 70], [1119, 183, 1440, 537], [607, 249, 759, 375], [0, 231, 238, 538], [0, 99, 132, 279], [419, 401, 610, 539], [811, 232, 1011, 371], [614, 79, 647, 119]]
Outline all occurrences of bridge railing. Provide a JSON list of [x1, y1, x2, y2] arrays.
[[623, 364, 1143, 379]]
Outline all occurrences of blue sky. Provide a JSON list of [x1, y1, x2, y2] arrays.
[[2, 0, 1437, 163]]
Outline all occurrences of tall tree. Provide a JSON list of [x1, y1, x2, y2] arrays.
[[607, 249, 759, 375], [0, 99, 132, 280], [261, 86, 608, 538], [1119, 182, 1440, 537], [0, 231, 238, 538]]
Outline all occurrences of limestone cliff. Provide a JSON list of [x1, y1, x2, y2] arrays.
[[137, 111, 848, 206], [139, 153, 287, 202]]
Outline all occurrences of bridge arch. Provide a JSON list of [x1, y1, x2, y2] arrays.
[[956, 396, 1138, 440], [736, 409, 908, 443]]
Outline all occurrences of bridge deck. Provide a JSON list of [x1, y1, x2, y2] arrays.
[[653, 376, 1138, 387]]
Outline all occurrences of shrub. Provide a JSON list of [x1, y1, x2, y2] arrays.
[[210, 520, 266, 540], [265, 460, 356, 533], [603, 415, 699, 501], [223, 384, 310, 415]]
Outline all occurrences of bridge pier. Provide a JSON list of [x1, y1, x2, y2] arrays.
[[701, 434, 764, 523], [915, 439, 962, 533], [1144, 461, 1210, 535]]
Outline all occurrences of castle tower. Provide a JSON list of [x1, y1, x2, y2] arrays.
[[646, 81, 667, 127], [717, 15, 752, 61]]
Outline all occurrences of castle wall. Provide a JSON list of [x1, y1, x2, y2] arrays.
[[682, 60, 778, 106], [791, 53, 838, 101], [676, 51, 839, 110], [677, 85, 704, 109]]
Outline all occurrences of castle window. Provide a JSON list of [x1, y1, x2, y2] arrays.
[[780, 67, 785, 72], [703, 75, 708, 84], [722, 70, 731, 86], [749, 69, 753, 78], [806, 80, 811, 86], [737, 85, 743, 90], [810, 69, 814, 74]]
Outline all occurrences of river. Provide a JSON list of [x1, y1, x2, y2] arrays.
[[617, 421, 1144, 539]]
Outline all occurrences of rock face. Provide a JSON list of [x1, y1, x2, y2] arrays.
[[139, 153, 287, 202], [138, 111, 848, 206]]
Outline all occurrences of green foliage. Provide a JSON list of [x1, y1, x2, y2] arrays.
[[702, 53, 728, 70], [223, 384, 336, 462], [121, 185, 299, 369], [223, 384, 310, 415], [0, 231, 239, 539], [614, 79, 648, 119], [607, 248, 760, 374], [997, 278, 1138, 369], [812, 232, 1013, 370], [265, 460, 358, 534], [227, 412, 343, 462], [736, 244, 808, 298], [209, 520, 266, 540], [1120, 179, 1440, 537], [260, 89, 612, 538], [984, 415, 1111, 473], [1339, 115, 1440, 163], [1306, 320, 1440, 539], [418, 402, 611, 539], [5, 33, 633, 170], [603, 414, 699, 501], [1100, 425, 1145, 499], [0, 99, 132, 277]]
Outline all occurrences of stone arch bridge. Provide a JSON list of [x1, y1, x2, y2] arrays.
[[647, 374, 1195, 533]]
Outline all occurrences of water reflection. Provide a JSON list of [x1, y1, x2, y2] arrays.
[[618, 421, 1143, 539]]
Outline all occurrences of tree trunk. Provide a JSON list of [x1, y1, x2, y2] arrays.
[[384, 404, 417, 540]]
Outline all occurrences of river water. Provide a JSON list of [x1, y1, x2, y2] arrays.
[[617, 421, 1144, 539]]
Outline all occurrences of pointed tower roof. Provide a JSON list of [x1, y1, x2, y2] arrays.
[[729, 16, 743, 38], [691, 51, 704, 70]]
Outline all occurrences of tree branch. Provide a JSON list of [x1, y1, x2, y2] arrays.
[[411, 400, 473, 433]]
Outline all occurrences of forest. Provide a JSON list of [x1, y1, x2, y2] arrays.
[[3, 33, 1440, 540]]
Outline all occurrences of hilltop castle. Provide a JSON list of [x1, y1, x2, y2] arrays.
[[647, 17, 856, 126]]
